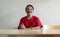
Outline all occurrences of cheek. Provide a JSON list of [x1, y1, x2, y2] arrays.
[[26, 10, 29, 12], [26, 10, 28, 12]]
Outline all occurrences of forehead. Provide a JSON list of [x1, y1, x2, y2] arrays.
[[27, 6, 33, 9]]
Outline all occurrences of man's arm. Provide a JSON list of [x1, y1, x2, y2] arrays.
[[32, 17, 43, 29], [31, 26, 43, 29], [18, 18, 26, 29]]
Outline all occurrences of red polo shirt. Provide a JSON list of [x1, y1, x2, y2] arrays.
[[18, 16, 43, 29]]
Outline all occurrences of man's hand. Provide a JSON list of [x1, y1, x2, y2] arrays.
[[31, 27, 40, 29], [20, 24, 26, 29]]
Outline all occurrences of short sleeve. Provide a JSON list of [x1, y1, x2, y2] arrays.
[[18, 18, 24, 29], [36, 17, 43, 28]]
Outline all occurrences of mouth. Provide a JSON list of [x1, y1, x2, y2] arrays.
[[27, 12, 32, 13]]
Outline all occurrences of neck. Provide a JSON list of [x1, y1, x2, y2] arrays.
[[27, 15, 32, 19]]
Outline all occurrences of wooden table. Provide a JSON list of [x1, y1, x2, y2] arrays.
[[0, 25, 60, 37]]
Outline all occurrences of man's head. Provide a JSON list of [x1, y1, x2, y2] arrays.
[[25, 4, 34, 16]]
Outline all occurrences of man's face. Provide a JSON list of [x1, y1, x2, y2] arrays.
[[26, 6, 34, 16]]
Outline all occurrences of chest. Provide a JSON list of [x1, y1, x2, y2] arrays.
[[24, 19, 37, 27]]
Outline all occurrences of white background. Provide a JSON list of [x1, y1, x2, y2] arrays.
[[0, 0, 60, 29]]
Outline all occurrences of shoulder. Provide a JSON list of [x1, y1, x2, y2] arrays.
[[20, 16, 26, 20], [33, 16, 39, 19]]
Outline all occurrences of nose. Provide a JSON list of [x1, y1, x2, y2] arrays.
[[28, 9, 31, 12]]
